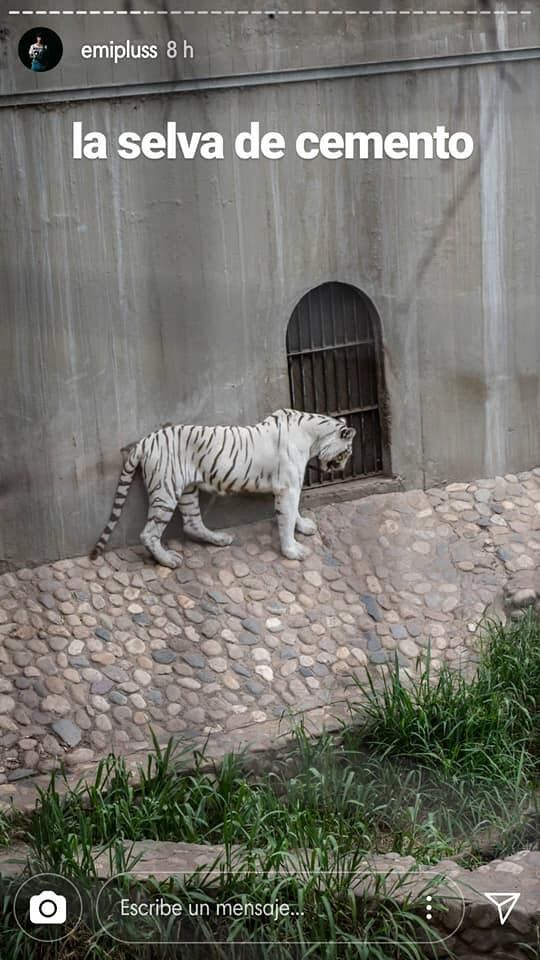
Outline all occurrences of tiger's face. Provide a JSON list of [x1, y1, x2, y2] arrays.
[[318, 419, 356, 471]]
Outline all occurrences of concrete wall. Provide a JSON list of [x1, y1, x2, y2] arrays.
[[1, 7, 539, 567]]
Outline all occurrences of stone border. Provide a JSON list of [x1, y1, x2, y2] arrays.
[[1, 840, 537, 959], [0, 700, 351, 814]]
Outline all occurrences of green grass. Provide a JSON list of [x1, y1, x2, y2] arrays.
[[0, 811, 9, 847], [16, 730, 531, 873], [0, 864, 444, 960], [349, 614, 540, 781], [0, 613, 538, 959]]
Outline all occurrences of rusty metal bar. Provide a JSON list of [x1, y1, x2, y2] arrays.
[[287, 340, 374, 357]]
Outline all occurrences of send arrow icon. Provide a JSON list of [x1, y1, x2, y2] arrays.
[[484, 892, 521, 925]]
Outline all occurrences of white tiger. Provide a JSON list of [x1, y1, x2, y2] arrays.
[[91, 408, 355, 568]]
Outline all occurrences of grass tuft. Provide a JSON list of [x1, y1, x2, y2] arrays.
[[348, 613, 539, 782]]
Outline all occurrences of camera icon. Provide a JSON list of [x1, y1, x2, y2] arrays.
[[29, 891, 67, 925]]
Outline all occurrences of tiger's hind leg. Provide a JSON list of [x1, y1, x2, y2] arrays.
[[179, 487, 234, 547], [140, 490, 182, 568]]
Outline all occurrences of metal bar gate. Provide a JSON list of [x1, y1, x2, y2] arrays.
[[286, 282, 390, 487]]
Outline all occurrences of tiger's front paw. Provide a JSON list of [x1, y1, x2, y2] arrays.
[[296, 516, 317, 536], [281, 542, 309, 561], [151, 547, 183, 570], [158, 550, 183, 569], [213, 532, 234, 546]]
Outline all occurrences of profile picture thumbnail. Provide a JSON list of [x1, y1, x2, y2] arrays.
[[18, 27, 63, 73]]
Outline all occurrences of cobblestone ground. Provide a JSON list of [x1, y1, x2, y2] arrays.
[[0, 470, 539, 785]]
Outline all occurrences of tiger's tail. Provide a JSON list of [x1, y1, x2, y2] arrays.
[[90, 442, 142, 559]]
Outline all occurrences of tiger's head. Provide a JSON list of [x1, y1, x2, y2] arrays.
[[317, 417, 356, 471]]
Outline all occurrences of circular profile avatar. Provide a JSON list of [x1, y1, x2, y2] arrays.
[[19, 27, 63, 73]]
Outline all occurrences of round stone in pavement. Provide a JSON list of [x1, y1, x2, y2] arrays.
[[361, 595, 384, 622], [183, 654, 206, 669], [232, 663, 251, 677], [109, 692, 128, 706], [369, 650, 388, 664], [207, 590, 228, 605], [238, 633, 258, 645], [241, 618, 262, 635], [152, 650, 176, 664], [91, 679, 114, 695], [51, 719, 82, 747]]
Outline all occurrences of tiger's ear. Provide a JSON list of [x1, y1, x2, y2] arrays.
[[340, 426, 356, 440]]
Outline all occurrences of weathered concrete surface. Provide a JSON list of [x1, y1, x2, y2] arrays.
[[1, 11, 539, 565], [0, 470, 538, 802]]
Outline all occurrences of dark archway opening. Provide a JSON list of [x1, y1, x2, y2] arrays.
[[286, 282, 390, 487]]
